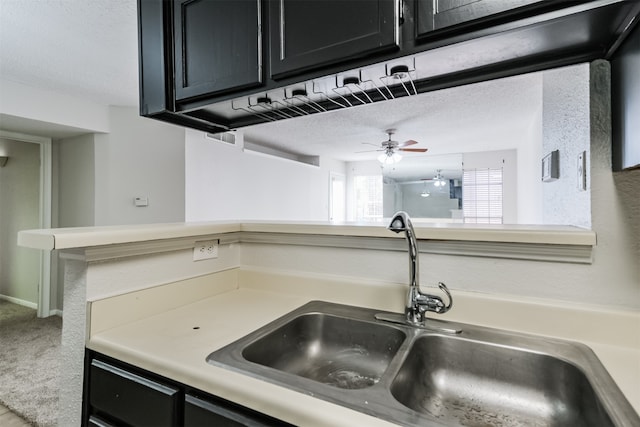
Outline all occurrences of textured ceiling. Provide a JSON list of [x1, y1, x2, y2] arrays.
[[0, 0, 542, 167], [0, 0, 139, 107]]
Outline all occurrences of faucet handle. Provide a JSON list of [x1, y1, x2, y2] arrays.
[[436, 282, 453, 313], [417, 282, 453, 315]]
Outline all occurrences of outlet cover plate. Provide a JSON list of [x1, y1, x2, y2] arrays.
[[193, 240, 219, 261]]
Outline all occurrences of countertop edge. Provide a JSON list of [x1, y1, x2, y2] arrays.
[[18, 221, 596, 250]]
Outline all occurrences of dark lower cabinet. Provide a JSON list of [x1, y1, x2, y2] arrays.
[[185, 394, 284, 426], [84, 352, 293, 427]]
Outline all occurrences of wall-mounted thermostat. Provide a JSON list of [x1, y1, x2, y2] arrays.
[[542, 150, 559, 182], [134, 197, 149, 207]]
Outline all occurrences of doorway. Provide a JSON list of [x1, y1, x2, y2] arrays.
[[0, 130, 52, 317]]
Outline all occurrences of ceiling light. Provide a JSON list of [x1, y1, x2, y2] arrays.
[[378, 152, 402, 165], [420, 190, 430, 198]]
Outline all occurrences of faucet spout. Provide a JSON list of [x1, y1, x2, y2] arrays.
[[388, 211, 452, 325], [388, 212, 420, 296]]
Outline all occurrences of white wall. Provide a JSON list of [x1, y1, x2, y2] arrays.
[[49, 107, 186, 311], [94, 107, 186, 226], [0, 79, 109, 133], [395, 181, 459, 219], [57, 134, 95, 228], [0, 138, 40, 305], [542, 63, 591, 228], [185, 129, 340, 221], [517, 103, 543, 224]]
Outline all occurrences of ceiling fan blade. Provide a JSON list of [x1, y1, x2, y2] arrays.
[[398, 139, 418, 147], [399, 148, 428, 152], [355, 149, 384, 153]]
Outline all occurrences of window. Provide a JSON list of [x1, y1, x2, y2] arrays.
[[329, 173, 346, 221], [463, 168, 503, 224], [353, 175, 383, 221]]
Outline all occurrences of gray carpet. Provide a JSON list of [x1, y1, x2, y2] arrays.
[[0, 300, 61, 426]]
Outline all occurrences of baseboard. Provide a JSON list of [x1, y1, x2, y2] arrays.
[[51, 309, 63, 317], [0, 294, 37, 309]]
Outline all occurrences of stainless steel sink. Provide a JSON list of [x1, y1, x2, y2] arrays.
[[207, 301, 639, 426], [391, 335, 615, 426], [241, 312, 406, 389]]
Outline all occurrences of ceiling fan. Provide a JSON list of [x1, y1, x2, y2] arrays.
[[421, 169, 448, 187], [359, 129, 428, 164], [419, 169, 449, 197]]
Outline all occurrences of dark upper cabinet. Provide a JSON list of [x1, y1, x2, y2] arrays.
[[269, 0, 399, 79], [611, 21, 640, 171], [138, 0, 640, 133], [416, 0, 559, 38], [174, 0, 262, 101]]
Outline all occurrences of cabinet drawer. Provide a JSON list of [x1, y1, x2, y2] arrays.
[[185, 394, 293, 427], [89, 359, 180, 426], [87, 415, 117, 427]]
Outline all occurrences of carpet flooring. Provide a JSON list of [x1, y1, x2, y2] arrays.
[[0, 300, 61, 426]]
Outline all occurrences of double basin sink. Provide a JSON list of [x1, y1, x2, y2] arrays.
[[207, 301, 639, 426]]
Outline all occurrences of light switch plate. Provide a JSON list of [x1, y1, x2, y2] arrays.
[[577, 151, 586, 191], [578, 151, 587, 191]]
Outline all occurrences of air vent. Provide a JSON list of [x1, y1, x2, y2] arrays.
[[205, 131, 236, 145]]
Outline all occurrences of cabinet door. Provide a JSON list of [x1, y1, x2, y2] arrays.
[[612, 21, 640, 170], [89, 359, 180, 426], [184, 394, 294, 427], [174, 0, 262, 101], [269, 0, 398, 79], [417, 0, 546, 36]]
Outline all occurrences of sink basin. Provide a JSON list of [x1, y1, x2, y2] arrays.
[[207, 301, 639, 426], [391, 335, 613, 426], [242, 312, 405, 389]]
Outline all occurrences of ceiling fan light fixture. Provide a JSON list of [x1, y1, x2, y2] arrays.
[[378, 152, 402, 164]]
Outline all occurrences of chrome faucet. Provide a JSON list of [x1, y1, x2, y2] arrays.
[[387, 211, 452, 325]]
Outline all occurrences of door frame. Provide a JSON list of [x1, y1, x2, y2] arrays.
[[0, 130, 53, 317]]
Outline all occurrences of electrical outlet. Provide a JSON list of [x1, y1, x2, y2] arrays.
[[193, 240, 218, 261]]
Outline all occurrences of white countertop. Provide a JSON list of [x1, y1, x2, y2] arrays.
[[86, 270, 640, 426], [89, 289, 398, 427], [18, 220, 596, 250]]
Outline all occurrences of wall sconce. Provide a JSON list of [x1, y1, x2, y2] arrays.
[[0, 156, 8, 167]]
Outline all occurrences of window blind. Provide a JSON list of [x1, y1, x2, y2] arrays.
[[463, 168, 503, 224], [353, 175, 383, 221]]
